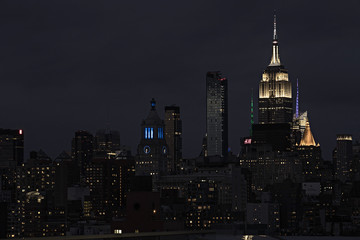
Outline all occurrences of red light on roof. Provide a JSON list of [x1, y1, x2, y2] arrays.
[[244, 138, 252, 144], [219, 78, 226, 81], [19, 129, 23, 135]]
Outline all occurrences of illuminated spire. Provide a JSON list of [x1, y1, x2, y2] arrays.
[[299, 121, 317, 146], [296, 79, 299, 118], [250, 89, 254, 136], [269, 12, 281, 66], [273, 12, 277, 40]]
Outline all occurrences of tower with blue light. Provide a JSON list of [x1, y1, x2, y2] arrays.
[[136, 98, 169, 178]]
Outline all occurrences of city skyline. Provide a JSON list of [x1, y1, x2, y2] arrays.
[[0, 1, 359, 160]]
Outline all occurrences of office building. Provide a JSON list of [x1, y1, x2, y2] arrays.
[[258, 14, 292, 124]]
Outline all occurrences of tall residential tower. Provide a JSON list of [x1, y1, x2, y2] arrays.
[[206, 71, 228, 158], [164, 105, 182, 173], [334, 134, 353, 182]]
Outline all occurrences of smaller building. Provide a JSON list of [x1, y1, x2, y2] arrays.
[[334, 134, 353, 182]]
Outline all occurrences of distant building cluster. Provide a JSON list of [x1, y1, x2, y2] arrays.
[[0, 14, 360, 238]]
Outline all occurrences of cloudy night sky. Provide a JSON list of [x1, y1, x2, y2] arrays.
[[0, 0, 359, 160]]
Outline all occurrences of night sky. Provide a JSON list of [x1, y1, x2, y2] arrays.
[[0, 0, 359, 160]]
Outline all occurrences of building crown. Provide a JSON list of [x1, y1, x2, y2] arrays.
[[143, 98, 162, 125], [299, 121, 318, 146]]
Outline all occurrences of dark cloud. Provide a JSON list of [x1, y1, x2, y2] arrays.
[[0, 0, 358, 159]]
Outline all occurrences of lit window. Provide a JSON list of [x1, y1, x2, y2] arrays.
[[158, 128, 163, 139]]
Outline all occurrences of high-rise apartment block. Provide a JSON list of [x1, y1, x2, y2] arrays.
[[164, 105, 182, 173]]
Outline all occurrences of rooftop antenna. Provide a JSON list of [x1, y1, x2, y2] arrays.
[[296, 78, 299, 118], [273, 9, 277, 41]]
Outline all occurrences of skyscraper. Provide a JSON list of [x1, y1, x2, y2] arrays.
[[206, 71, 228, 158], [258, 14, 292, 124], [334, 134, 353, 182], [164, 105, 182, 173], [71, 130, 94, 177]]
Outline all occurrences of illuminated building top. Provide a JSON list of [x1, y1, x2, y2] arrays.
[[336, 134, 352, 141], [259, 14, 291, 99], [299, 121, 318, 147], [258, 13, 293, 124]]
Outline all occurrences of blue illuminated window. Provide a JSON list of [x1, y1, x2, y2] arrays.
[[145, 127, 154, 139], [158, 127, 163, 139]]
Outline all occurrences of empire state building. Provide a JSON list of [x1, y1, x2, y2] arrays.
[[258, 14, 292, 124]]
